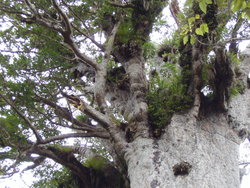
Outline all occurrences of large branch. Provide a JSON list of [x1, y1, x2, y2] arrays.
[[229, 17, 243, 54], [32, 145, 92, 187], [40, 132, 109, 144], [61, 93, 127, 151], [94, 21, 121, 113], [51, 0, 71, 34], [169, 0, 180, 27], [61, 93, 112, 128]]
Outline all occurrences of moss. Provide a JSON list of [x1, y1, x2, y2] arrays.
[[48, 145, 72, 153], [229, 80, 246, 97], [84, 156, 108, 171], [106, 66, 129, 90], [115, 19, 135, 44]]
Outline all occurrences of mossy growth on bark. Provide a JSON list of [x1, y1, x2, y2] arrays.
[[84, 155, 108, 171], [147, 63, 193, 138], [106, 66, 130, 90]]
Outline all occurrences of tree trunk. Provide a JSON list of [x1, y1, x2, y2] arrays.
[[124, 113, 241, 188]]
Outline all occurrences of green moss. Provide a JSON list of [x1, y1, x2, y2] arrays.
[[49, 145, 72, 153], [229, 80, 246, 97], [115, 19, 135, 44], [106, 66, 129, 90], [201, 63, 214, 85], [84, 156, 108, 171]]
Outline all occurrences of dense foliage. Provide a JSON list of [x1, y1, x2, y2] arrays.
[[0, 0, 249, 187]]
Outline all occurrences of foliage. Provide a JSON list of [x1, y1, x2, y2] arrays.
[[142, 41, 157, 59], [229, 80, 246, 96], [32, 165, 80, 188], [148, 62, 193, 130], [0, 0, 249, 186]]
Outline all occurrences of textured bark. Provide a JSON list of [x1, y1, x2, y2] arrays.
[[123, 50, 250, 188], [124, 114, 241, 188]]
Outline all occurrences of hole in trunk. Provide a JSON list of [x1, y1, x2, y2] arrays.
[[173, 161, 192, 176]]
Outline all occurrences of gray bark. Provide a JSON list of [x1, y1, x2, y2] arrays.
[[123, 54, 250, 187], [125, 113, 241, 188]]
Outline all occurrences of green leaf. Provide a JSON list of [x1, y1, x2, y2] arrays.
[[199, 1, 207, 13], [242, 1, 247, 10], [241, 12, 246, 18], [247, 2, 250, 8], [184, 0, 193, 7], [245, 9, 250, 19], [183, 35, 189, 45], [200, 23, 209, 33], [188, 17, 195, 25], [206, 0, 213, 4], [195, 28, 204, 36], [231, 0, 244, 12], [190, 35, 196, 45], [215, 0, 225, 7], [195, 14, 200, 19]]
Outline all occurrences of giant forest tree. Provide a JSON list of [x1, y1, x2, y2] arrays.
[[0, 0, 250, 187]]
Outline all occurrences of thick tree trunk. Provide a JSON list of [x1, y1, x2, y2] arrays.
[[124, 114, 241, 188]]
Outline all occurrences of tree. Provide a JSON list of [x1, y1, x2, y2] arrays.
[[0, 0, 249, 187]]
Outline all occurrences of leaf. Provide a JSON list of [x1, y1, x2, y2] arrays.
[[241, 12, 246, 18], [195, 28, 204, 36], [195, 14, 200, 19], [183, 35, 189, 45], [199, 1, 207, 13], [231, 0, 244, 12], [245, 9, 250, 19], [200, 23, 209, 33], [206, 0, 213, 4], [188, 17, 195, 25], [242, 1, 247, 10], [190, 35, 196, 45], [184, 0, 193, 7], [215, 0, 224, 7]]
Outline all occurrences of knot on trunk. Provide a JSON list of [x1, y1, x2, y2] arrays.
[[173, 161, 192, 176]]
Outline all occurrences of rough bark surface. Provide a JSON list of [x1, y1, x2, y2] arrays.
[[124, 49, 250, 188], [125, 114, 241, 188]]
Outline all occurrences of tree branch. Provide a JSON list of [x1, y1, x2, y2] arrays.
[[33, 145, 92, 187], [35, 95, 108, 133], [21, 0, 100, 70], [51, 0, 72, 34], [0, 93, 42, 143], [71, 24, 105, 51], [40, 132, 109, 144], [94, 21, 121, 113], [61, 92, 112, 129], [24, 0, 38, 15], [229, 17, 243, 54], [169, 0, 180, 27]]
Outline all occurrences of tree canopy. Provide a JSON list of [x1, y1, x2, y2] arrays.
[[0, 0, 250, 187]]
